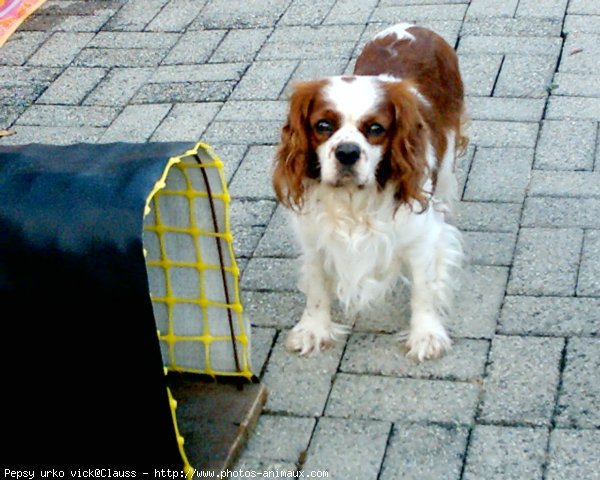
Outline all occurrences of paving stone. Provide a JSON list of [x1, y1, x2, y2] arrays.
[[0, 126, 104, 145], [150, 103, 222, 142], [228, 145, 277, 198], [499, 296, 600, 336], [231, 224, 267, 258], [133, 81, 236, 103], [515, 0, 568, 18], [0, 65, 61, 85], [250, 326, 276, 376], [88, 32, 180, 49], [379, 424, 469, 480], [241, 257, 299, 291], [559, 33, 600, 74], [465, 0, 518, 18], [31, 7, 117, 33], [241, 414, 315, 462], [463, 231, 516, 266], [327, 373, 479, 424], [464, 148, 533, 202], [455, 202, 521, 233], [203, 120, 281, 147], [216, 100, 287, 123], [0, 84, 45, 107], [303, 418, 390, 480], [534, 120, 596, 170], [210, 29, 270, 63], [324, 0, 378, 25], [552, 72, 600, 97], [546, 96, 600, 121], [508, 228, 582, 296], [213, 143, 248, 184], [529, 171, 600, 198], [36, 67, 107, 105], [74, 47, 169, 68], [254, 206, 299, 258], [278, 0, 335, 26], [262, 333, 346, 416], [467, 121, 539, 148], [556, 338, 600, 428], [495, 55, 557, 98], [479, 335, 563, 426], [461, 17, 562, 36], [458, 35, 562, 55], [546, 430, 600, 480], [283, 59, 349, 97], [0, 106, 26, 127], [230, 198, 276, 228], [351, 284, 412, 334], [151, 64, 248, 84], [257, 25, 363, 61], [463, 426, 548, 480], [231, 61, 297, 101], [568, 0, 600, 14], [523, 197, 600, 228], [27, 32, 94, 66], [145, 0, 207, 32], [452, 265, 508, 339], [458, 54, 503, 97], [0, 32, 50, 66], [241, 291, 305, 329], [233, 458, 297, 475], [466, 97, 545, 121], [341, 333, 489, 381], [577, 229, 600, 296], [16, 105, 118, 127], [564, 14, 600, 34], [456, 146, 475, 195], [162, 30, 226, 65], [371, 4, 468, 22], [103, 0, 169, 31], [83, 67, 154, 106], [99, 104, 171, 142], [191, 0, 289, 29]]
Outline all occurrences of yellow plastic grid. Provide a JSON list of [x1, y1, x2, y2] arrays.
[[143, 143, 252, 381]]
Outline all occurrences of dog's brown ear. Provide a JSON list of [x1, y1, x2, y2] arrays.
[[379, 81, 429, 211], [273, 80, 324, 210]]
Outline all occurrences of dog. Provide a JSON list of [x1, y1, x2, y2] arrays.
[[272, 23, 467, 361]]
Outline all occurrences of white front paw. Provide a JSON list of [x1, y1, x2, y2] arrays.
[[286, 321, 350, 356], [399, 326, 452, 362]]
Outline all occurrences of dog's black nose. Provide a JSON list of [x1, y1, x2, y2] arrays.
[[335, 143, 361, 166]]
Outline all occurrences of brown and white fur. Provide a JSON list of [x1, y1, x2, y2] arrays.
[[272, 24, 467, 361]]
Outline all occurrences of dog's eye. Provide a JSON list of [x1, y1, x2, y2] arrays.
[[367, 123, 385, 136], [315, 119, 334, 134]]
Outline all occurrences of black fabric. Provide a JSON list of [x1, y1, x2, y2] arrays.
[[0, 143, 194, 470]]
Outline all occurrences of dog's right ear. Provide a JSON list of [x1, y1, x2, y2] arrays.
[[272, 80, 325, 210]]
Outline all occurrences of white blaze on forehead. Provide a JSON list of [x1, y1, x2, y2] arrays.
[[373, 23, 416, 42], [323, 76, 383, 124]]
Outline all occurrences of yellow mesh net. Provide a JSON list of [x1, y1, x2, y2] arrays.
[[143, 142, 253, 381]]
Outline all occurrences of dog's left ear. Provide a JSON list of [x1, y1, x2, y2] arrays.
[[379, 81, 429, 211], [273, 80, 324, 210]]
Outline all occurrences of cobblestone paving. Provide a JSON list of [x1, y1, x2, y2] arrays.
[[2, 1, 599, 478]]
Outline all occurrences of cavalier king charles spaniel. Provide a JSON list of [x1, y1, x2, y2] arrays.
[[272, 23, 467, 361]]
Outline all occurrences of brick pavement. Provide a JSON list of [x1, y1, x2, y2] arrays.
[[1, 1, 599, 478]]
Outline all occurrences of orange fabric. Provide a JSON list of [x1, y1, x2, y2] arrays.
[[0, 0, 47, 47]]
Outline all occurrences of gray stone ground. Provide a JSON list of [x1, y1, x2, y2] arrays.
[[2, 0, 600, 478]]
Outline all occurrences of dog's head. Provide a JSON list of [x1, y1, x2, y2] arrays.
[[272, 76, 429, 210]]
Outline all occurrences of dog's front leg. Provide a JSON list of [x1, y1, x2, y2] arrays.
[[286, 255, 350, 356], [401, 243, 453, 361]]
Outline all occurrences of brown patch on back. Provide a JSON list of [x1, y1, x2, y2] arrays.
[[341, 75, 357, 83]]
